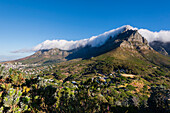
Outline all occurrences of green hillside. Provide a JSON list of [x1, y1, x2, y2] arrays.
[[51, 46, 170, 87]]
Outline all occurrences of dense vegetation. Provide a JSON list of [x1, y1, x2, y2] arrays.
[[0, 63, 169, 113]]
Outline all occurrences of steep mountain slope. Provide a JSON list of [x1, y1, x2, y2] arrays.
[[87, 30, 170, 75], [66, 29, 152, 59]]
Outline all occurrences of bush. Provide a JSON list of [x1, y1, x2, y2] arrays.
[[126, 85, 136, 90]]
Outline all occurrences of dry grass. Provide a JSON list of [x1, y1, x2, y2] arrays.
[[121, 74, 136, 78]]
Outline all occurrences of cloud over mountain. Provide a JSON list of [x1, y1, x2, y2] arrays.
[[13, 25, 170, 53], [32, 25, 135, 51], [138, 29, 170, 42]]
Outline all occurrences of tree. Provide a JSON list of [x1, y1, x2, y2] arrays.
[[148, 87, 170, 113]]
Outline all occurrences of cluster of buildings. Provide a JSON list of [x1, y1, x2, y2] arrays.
[[1, 62, 39, 70], [1, 62, 43, 74]]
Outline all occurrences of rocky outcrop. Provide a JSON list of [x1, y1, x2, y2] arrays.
[[32, 49, 70, 58], [159, 47, 168, 56], [116, 30, 152, 50]]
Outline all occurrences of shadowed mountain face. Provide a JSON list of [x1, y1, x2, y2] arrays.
[[66, 30, 153, 60], [149, 41, 170, 56]]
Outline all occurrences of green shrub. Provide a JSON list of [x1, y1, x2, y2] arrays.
[[126, 85, 136, 90]]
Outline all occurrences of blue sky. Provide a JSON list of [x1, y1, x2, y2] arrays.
[[0, 0, 170, 61]]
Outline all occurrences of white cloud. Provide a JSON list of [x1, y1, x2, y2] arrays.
[[138, 29, 170, 43], [13, 25, 170, 53]]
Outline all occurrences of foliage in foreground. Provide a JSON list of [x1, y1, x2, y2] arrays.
[[0, 65, 169, 113]]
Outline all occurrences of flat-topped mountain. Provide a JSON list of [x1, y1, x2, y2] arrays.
[[14, 48, 70, 64], [9, 25, 169, 67]]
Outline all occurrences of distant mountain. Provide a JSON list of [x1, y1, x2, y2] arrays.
[[149, 41, 170, 56]]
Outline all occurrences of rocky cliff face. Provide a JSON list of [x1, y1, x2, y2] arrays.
[[118, 30, 152, 50], [32, 49, 70, 58]]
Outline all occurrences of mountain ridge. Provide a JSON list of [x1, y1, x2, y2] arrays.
[[10, 29, 170, 66], [5, 25, 170, 66]]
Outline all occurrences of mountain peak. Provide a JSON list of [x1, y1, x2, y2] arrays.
[[123, 25, 136, 30], [117, 30, 152, 50]]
